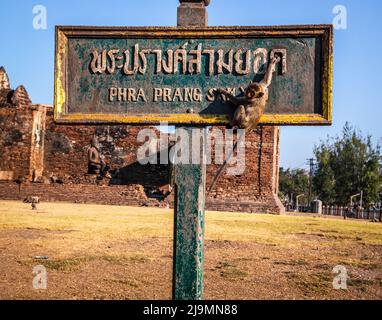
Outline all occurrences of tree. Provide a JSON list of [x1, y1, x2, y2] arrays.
[[279, 167, 309, 205], [313, 146, 336, 204], [313, 123, 381, 206]]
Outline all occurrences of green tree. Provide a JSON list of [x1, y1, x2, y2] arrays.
[[313, 123, 381, 206], [313, 146, 336, 204], [279, 167, 309, 204]]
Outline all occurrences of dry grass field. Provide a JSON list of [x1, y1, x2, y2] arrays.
[[0, 200, 381, 300]]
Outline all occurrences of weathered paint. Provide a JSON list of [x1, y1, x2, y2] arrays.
[[52, 112, 330, 126], [322, 25, 333, 123], [172, 3, 206, 301], [54, 25, 333, 126], [173, 128, 206, 300], [53, 29, 67, 121]]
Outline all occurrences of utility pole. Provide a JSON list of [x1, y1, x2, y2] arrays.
[[307, 158, 315, 206]]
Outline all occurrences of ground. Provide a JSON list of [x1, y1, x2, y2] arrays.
[[0, 200, 381, 300]]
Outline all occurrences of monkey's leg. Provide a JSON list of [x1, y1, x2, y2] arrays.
[[232, 105, 248, 128]]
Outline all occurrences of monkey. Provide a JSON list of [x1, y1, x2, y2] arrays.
[[208, 56, 281, 194], [217, 55, 280, 132]]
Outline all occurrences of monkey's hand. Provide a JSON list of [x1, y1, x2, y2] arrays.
[[215, 88, 228, 95], [261, 56, 281, 87], [270, 56, 281, 65], [215, 88, 229, 100]]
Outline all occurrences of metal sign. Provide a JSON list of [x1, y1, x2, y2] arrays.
[[54, 25, 332, 125]]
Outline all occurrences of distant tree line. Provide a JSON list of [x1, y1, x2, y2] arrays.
[[279, 123, 382, 207], [279, 168, 309, 206]]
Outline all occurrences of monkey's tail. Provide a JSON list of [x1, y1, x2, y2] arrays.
[[207, 130, 246, 195]]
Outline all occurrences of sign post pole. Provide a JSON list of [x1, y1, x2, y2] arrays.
[[172, 0, 208, 300]]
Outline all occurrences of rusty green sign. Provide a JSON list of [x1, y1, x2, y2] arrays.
[[54, 25, 332, 126]]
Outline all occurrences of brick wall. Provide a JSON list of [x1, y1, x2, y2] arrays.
[[43, 110, 171, 189], [0, 105, 33, 181], [0, 69, 284, 214], [206, 126, 284, 213], [0, 74, 36, 181]]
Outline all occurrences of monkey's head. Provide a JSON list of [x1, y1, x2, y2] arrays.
[[245, 83, 265, 100]]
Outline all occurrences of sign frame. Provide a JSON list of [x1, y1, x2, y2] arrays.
[[54, 25, 333, 126]]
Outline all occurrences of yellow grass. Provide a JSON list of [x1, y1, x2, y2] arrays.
[[1, 200, 380, 242], [0, 200, 381, 300]]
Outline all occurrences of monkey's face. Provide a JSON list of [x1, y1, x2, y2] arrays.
[[245, 83, 265, 100]]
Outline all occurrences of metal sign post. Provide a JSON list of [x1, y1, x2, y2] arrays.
[[172, 127, 207, 300], [53, 0, 333, 301], [172, 1, 208, 300]]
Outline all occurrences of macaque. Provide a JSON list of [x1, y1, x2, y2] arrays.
[[208, 56, 281, 194], [216, 55, 280, 132]]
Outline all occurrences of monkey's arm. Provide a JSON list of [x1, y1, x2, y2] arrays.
[[260, 57, 280, 88], [217, 89, 247, 106]]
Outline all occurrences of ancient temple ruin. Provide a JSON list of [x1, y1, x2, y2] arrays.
[[0, 67, 284, 213]]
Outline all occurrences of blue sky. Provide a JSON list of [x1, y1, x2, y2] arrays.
[[0, 0, 381, 170]]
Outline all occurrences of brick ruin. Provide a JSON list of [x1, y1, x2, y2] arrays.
[[0, 67, 284, 213]]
